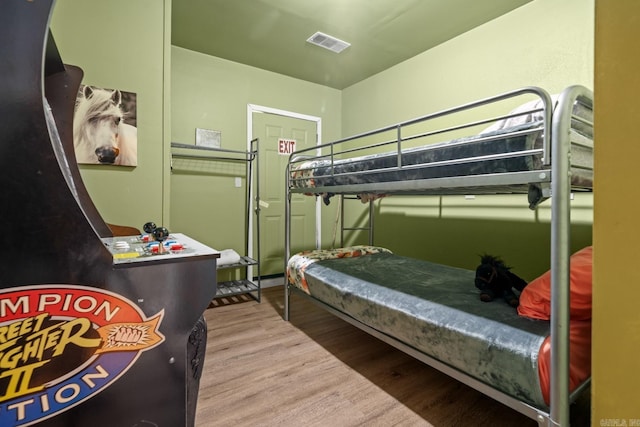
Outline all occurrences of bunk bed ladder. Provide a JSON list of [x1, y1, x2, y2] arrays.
[[340, 195, 374, 246]]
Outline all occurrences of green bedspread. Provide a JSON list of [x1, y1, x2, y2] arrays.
[[296, 251, 550, 409]]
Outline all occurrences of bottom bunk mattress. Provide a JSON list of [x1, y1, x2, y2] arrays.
[[287, 246, 590, 410]]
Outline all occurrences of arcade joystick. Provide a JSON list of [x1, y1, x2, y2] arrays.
[[153, 227, 170, 254], [143, 222, 157, 233], [142, 222, 157, 242]]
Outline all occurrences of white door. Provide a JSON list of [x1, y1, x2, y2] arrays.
[[251, 110, 319, 276]]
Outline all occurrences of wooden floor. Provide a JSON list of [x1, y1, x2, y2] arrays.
[[195, 286, 590, 427]]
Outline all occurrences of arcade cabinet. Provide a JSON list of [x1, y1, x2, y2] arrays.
[[0, 1, 218, 426]]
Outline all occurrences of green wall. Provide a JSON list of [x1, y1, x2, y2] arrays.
[[340, 0, 594, 280], [50, 0, 171, 231], [342, 0, 593, 134], [170, 47, 342, 252]]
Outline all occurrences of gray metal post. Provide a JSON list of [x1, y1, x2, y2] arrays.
[[284, 163, 292, 320], [549, 85, 593, 427]]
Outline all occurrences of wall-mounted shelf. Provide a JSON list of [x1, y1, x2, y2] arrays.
[[171, 142, 256, 162]]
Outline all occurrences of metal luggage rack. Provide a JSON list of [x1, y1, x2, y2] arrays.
[[171, 139, 261, 303]]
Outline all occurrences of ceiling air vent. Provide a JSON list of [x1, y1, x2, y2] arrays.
[[306, 31, 350, 53]]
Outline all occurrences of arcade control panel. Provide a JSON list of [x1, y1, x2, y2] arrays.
[[102, 223, 218, 265]]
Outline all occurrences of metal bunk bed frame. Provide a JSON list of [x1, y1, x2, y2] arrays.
[[283, 85, 593, 426]]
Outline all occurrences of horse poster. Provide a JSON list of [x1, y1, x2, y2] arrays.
[[73, 85, 138, 166]]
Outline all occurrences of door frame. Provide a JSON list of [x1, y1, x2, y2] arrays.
[[246, 104, 322, 277]]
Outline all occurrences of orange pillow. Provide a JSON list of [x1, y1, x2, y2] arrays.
[[537, 320, 592, 405], [517, 246, 593, 320]]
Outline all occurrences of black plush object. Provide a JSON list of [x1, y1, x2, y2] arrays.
[[474, 255, 528, 307]]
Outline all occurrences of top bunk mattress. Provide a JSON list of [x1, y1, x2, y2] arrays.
[[288, 86, 593, 200]]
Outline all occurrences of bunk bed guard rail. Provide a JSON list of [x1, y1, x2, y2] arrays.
[[286, 87, 555, 201]]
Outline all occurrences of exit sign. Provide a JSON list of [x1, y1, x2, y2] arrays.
[[277, 138, 296, 155]]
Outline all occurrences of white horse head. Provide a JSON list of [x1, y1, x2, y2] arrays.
[[73, 86, 137, 166]]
